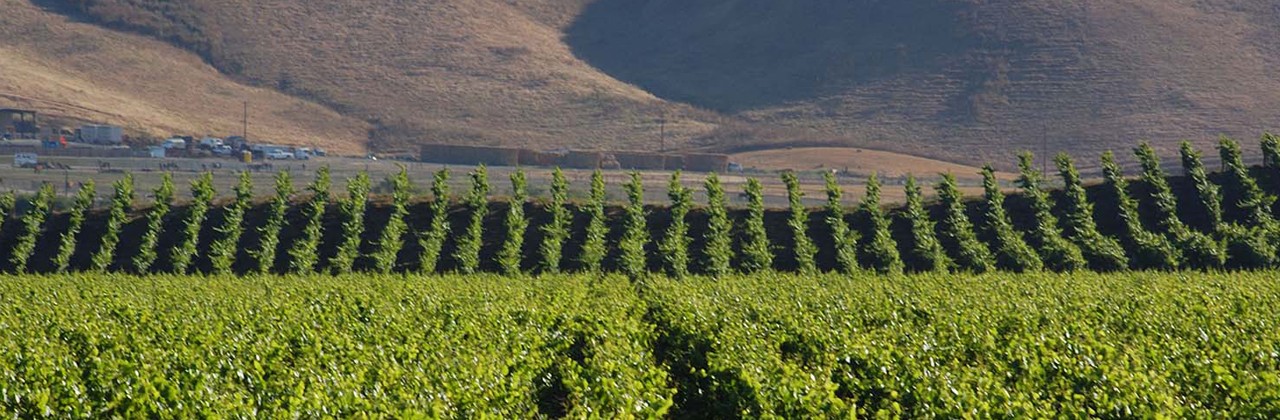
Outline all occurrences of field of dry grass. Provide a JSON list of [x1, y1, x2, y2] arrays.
[[0, 0, 369, 154], [730, 147, 1016, 182]]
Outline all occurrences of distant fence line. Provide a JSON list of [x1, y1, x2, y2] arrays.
[[419, 144, 729, 173], [0, 145, 146, 159]]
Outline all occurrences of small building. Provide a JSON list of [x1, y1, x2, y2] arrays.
[[0, 109, 38, 139]]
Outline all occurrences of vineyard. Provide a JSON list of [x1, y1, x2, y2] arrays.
[[3, 137, 1280, 415], [2, 272, 1278, 416], [0, 138, 1279, 275]]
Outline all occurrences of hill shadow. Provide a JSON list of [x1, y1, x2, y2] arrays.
[[565, 0, 976, 113]]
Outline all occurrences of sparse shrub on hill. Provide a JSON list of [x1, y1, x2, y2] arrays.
[[171, 172, 215, 274], [91, 174, 133, 272], [455, 165, 489, 274], [661, 171, 692, 278], [1134, 143, 1225, 269], [580, 170, 608, 273], [859, 173, 902, 274], [372, 166, 412, 274], [331, 171, 369, 274], [782, 171, 817, 274], [1017, 153, 1086, 272], [824, 172, 860, 274], [53, 180, 95, 273], [1055, 154, 1128, 272], [499, 169, 529, 276], [902, 175, 949, 272], [209, 171, 252, 275], [288, 167, 329, 274], [539, 168, 570, 274], [133, 172, 174, 274], [619, 172, 649, 278], [702, 173, 733, 276], [253, 171, 293, 274], [1100, 152, 1178, 270], [980, 166, 1042, 273], [418, 169, 450, 274], [935, 173, 993, 273], [1217, 138, 1278, 268], [9, 184, 54, 273]]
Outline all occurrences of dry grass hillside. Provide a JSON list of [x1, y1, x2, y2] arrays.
[[569, 0, 1280, 165], [26, 0, 1280, 167], [0, 0, 368, 154]]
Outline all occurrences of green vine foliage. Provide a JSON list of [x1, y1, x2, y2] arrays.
[[660, 170, 692, 278], [499, 169, 529, 276], [53, 180, 96, 273], [859, 173, 902, 274], [418, 169, 450, 274], [455, 165, 489, 274], [9, 183, 55, 273], [702, 173, 734, 276], [1100, 152, 1178, 271], [373, 166, 411, 274], [288, 167, 330, 274], [209, 171, 252, 275], [580, 170, 608, 273], [1262, 133, 1280, 169], [1017, 153, 1086, 272], [171, 172, 215, 274], [331, 171, 370, 275], [91, 174, 133, 272], [619, 172, 649, 278], [1180, 142, 1223, 230], [782, 172, 817, 274], [902, 175, 949, 273], [1134, 143, 1224, 269], [1217, 138, 1278, 268], [740, 178, 773, 273], [1055, 154, 1129, 272], [935, 173, 993, 273], [0, 191, 13, 223], [1219, 138, 1276, 227], [824, 172, 860, 274], [980, 166, 1042, 273], [134, 172, 175, 274], [539, 168, 571, 274], [254, 171, 293, 274]]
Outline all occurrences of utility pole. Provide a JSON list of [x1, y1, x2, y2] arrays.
[[1042, 122, 1048, 175], [658, 112, 667, 153], [242, 101, 249, 141]]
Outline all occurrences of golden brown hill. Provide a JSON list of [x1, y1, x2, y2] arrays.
[[569, 0, 1280, 164], [1, 0, 368, 154], [30, 0, 1280, 167], [40, 0, 729, 154]]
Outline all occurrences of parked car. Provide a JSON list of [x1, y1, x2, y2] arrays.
[[212, 145, 234, 157], [161, 138, 186, 149], [266, 149, 292, 160], [313, 148, 327, 157], [294, 148, 311, 160], [199, 137, 224, 150]]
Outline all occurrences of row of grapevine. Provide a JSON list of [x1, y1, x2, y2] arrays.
[[4, 136, 1280, 275], [5, 271, 1278, 416]]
